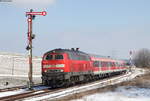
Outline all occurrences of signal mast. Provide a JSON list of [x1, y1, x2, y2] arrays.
[[26, 9, 47, 89]]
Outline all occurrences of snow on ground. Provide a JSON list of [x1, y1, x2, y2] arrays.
[[0, 85, 50, 98], [0, 52, 42, 75], [0, 52, 42, 89], [0, 76, 41, 89], [0, 74, 41, 77], [32, 85, 50, 90], [0, 89, 26, 98], [71, 68, 149, 101], [72, 86, 150, 101], [117, 86, 150, 98]]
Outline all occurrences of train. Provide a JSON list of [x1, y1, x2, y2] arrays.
[[41, 48, 127, 87]]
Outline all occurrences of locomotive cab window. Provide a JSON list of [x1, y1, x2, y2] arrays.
[[45, 54, 53, 60], [55, 55, 64, 60]]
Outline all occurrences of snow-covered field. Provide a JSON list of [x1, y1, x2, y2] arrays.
[[0, 52, 42, 75], [0, 76, 42, 89], [0, 52, 42, 88], [72, 86, 150, 101]]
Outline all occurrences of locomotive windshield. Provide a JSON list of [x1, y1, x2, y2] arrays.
[[44, 54, 64, 60], [45, 54, 53, 60], [55, 55, 63, 59]]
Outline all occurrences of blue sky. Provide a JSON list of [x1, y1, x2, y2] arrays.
[[0, 0, 150, 59]]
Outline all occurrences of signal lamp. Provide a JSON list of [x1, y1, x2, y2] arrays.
[[32, 34, 35, 39], [26, 45, 31, 50]]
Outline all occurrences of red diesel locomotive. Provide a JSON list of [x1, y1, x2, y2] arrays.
[[41, 48, 127, 87]]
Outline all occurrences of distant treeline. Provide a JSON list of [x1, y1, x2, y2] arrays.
[[133, 48, 150, 68]]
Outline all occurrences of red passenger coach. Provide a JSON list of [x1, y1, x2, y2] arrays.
[[90, 55, 127, 76], [41, 48, 127, 87]]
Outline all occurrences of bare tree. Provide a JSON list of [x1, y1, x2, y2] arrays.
[[133, 48, 150, 68]]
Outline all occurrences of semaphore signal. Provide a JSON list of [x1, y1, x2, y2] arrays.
[[26, 9, 47, 90], [26, 11, 47, 16]]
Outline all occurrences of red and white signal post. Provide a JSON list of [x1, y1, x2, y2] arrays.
[[26, 9, 47, 89]]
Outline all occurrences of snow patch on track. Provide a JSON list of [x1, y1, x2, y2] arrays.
[[0, 89, 26, 98]]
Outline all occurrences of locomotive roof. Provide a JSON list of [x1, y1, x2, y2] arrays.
[[88, 54, 109, 59], [44, 48, 124, 62], [44, 48, 89, 56], [45, 49, 109, 58]]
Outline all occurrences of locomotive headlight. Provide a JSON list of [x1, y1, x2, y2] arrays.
[[60, 69, 64, 72], [56, 64, 65, 67], [44, 70, 47, 72]]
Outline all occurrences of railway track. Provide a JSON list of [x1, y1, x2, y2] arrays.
[[0, 86, 26, 93], [0, 83, 42, 93], [0, 73, 127, 101], [0, 88, 52, 101], [0, 68, 144, 101], [23, 69, 144, 101]]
